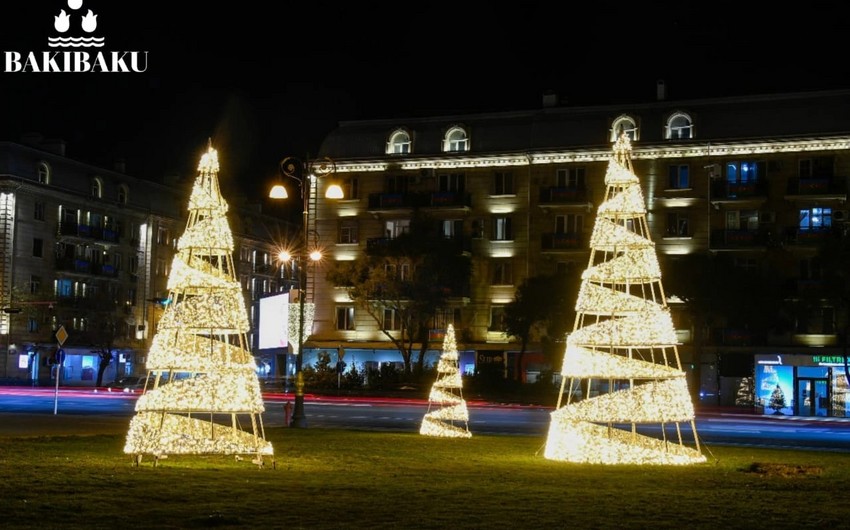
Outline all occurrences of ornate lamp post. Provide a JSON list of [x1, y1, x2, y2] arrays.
[[270, 156, 342, 427]]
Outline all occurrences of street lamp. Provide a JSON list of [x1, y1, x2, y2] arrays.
[[269, 156, 342, 427]]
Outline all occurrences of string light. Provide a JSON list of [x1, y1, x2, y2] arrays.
[[420, 324, 471, 438], [544, 134, 705, 466], [124, 144, 274, 467]]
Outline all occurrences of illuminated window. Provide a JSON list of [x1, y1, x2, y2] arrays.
[[492, 260, 513, 285], [668, 164, 690, 189], [155, 258, 167, 277], [440, 219, 463, 238], [443, 126, 469, 152], [156, 226, 170, 245], [336, 306, 355, 330], [493, 171, 514, 195], [37, 162, 50, 184], [55, 278, 73, 298], [726, 210, 759, 230], [665, 211, 690, 237], [339, 218, 359, 244], [665, 112, 693, 139], [610, 115, 638, 142], [433, 308, 461, 329], [726, 161, 763, 183], [384, 219, 410, 239], [799, 207, 832, 230], [492, 217, 513, 241], [387, 129, 411, 154]]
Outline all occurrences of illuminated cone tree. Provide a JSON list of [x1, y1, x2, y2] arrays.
[[543, 134, 705, 465], [420, 324, 471, 438], [124, 144, 273, 467]]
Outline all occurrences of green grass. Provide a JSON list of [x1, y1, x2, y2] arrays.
[[0, 428, 848, 529]]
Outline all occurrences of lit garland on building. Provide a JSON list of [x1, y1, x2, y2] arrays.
[[420, 324, 471, 438], [124, 144, 274, 467], [544, 134, 705, 466]]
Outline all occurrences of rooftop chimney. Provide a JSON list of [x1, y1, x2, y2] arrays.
[[657, 79, 667, 101]]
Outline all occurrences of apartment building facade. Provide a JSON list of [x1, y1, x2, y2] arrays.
[[0, 137, 294, 386], [305, 87, 850, 415]]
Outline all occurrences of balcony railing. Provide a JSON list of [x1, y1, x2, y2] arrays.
[[539, 187, 588, 205], [709, 229, 768, 249], [367, 193, 416, 209], [541, 232, 583, 251], [710, 179, 768, 200], [786, 177, 847, 196], [782, 227, 840, 246], [55, 257, 92, 274], [57, 222, 120, 243]]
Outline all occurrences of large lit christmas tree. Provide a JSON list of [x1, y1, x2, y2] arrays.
[[420, 324, 471, 438], [543, 134, 705, 465], [124, 144, 274, 467]]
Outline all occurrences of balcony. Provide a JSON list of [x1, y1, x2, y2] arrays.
[[782, 227, 840, 246], [57, 222, 120, 244], [422, 191, 471, 210], [541, 232, 583, 251], [538, 187, 590, 208], [709, 229, 769, 250], [55, 257, 92, 274], [367, 193, 416, 211], [710, 179, 769, 203], [94, 263, 118, 278], [785, 177, 847, 200]]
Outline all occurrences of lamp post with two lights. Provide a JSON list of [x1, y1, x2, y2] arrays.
[[269, 156, 342, 428]]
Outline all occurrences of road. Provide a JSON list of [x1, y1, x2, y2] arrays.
[[1, 387, 849, 452]]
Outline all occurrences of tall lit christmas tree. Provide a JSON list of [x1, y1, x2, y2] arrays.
[[420, 324, 471, 438], [124, 144, 274, 467], [543, 134, 705, 465]]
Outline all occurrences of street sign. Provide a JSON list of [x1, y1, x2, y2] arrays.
[[55, 325, 68, 346]]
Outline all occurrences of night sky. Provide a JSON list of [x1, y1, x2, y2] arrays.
[[2, 1, 849, 203]]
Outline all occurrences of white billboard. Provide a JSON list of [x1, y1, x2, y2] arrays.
[[258, 292, 289, 350]]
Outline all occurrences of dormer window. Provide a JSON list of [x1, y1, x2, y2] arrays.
[[443, 126, 469, 152], [387, 129, 412, 154], [37, 162, 50, 184], [665, 112, 694, 140], [91, 177, 103, 199], [610, 115, 639, 142]]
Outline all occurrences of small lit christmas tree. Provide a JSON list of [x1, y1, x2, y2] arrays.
[[420, 324, 471, 438], [124, 143, 273, 467], [544, 134, 705, 465], [768, 384, 787, 415], [735, 377, 754, 407]]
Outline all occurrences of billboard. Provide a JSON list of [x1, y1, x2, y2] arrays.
[[258, 292, 289, 350]]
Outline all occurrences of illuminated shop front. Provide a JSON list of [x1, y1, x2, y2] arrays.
[[754, 354, 850, 417]]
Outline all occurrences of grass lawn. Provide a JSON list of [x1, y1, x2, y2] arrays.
[[0, 427, 847, 529]]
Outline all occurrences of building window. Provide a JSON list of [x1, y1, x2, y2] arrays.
[[118, 184, 129, 205], [440, 219, 463, 239], [438, 173, 465, 193], [384, 219, 410, 239], [799, 156, 834, 178], [383, 308, 400, 330], [666, 212, 690, 237], [610, 115, 639, 142], [55, 278, 73, 298], [433, 308, 460, 329], [493, 171, 514, 195], [34, 201, 45, 221], [155, 258, 167, 277], [726, 161, 764, 183], [443, 126, 469, 152], [492, 260, 513, 285], [27, 318, 38, 333], [556, 168, 586, 188], [665, 112, 693, 139], [37, 162, 50, 184], [726, 210, 759, 230], [157, 226, 170, 245], [492, 217, 513, 241], [489, 306, 507, 332], [342, 177, 359, 200], [90, 177, 103, 198], [668, 164, 690, 189], [387, 129, 411, 154], [555, 214, 582, 234], [339, 218, 359, 244], [336, 306, 355, 330], [30, 275, 41, 294], [799, 207, 832, 230], [32, 238, 43, 258]]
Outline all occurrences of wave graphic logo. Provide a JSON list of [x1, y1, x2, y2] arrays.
[[48, 2, 105, 48]]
